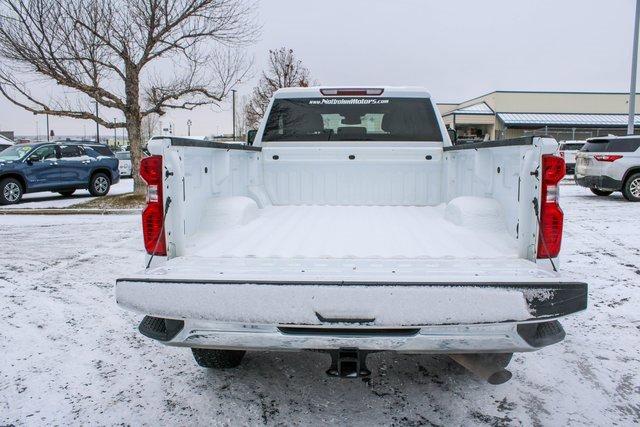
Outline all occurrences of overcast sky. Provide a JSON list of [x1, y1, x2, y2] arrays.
[[0, 0, 636, 137]]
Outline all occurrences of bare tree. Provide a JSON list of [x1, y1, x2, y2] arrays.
[[0, 0, 257, 193], [244, 47, 312, 129], [235, 94, 250, 139], [141, 113, 160, 143]]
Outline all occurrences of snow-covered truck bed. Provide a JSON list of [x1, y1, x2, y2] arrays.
[[116, 87, 587, 382]]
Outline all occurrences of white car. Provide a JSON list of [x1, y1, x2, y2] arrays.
[[558, 140, 585, 174], [115, 151, 132, 177], [116, 87, 587, 384]]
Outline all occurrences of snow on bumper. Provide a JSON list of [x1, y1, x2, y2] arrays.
[[115, 279, 587, 327]]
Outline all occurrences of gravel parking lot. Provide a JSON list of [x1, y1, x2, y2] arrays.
[[1, 184, 639, 425]]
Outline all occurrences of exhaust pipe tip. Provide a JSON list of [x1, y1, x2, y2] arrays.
[[450, 353, 513, 385]]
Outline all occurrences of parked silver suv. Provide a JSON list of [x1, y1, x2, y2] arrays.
[[575, 135, 640, 201]]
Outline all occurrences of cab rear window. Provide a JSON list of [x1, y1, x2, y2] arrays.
[[262, 98, 444, 142], [581, 138, 640, 152]]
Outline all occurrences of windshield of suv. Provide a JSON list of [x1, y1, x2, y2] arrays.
[[262, 98, 443, 142], [0, 144, 34, 161]]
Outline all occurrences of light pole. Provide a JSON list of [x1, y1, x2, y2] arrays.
[[113, 118, 117, 145], [231, 89, 237, 141], [629, 0, 640, 135], [46, 114, 50, 141], [187, 119, 192, 136]]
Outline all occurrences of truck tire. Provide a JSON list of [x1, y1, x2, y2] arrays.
[[191, 348, 245, 369], [622, 173, 640, 202], [0, 177, 23, 205], [89, 172, 111, 197], [590, 188, 613, 197], [58, 190, 76, 197]]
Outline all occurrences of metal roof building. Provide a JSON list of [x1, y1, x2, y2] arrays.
[[438, 91, 640, 142]]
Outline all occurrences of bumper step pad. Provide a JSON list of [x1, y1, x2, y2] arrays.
[[138, 315, 184, 342], [517, 320, 566, 347]]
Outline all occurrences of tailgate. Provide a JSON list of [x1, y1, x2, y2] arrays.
[[575, 153, 602, 177], [116, 257, 587, 326]]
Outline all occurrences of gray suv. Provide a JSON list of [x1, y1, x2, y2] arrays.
[[575, 136, 640, 201]]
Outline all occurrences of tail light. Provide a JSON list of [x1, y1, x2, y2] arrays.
[[537, 155, 565, 259], [594, 154, 623, 162], [140, 155, 166, 255]]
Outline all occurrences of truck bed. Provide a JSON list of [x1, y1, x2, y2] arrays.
[[116, 133, 588, 352], [189, 202, 518, 260]]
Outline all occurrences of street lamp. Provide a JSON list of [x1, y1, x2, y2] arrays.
[[231, 89, 237, 141], [113, 118, 117, 145], [187, 119, 192, 136], [629, 0, 640, 135]]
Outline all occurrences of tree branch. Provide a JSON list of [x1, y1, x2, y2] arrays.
[[0, 73, 125, 129]]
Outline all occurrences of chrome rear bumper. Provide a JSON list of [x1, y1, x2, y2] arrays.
[[142, 317, 566, 353], [117, 275, 586, 353]]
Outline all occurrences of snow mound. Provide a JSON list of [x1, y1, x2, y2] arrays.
[[200, 196, 259, 231]]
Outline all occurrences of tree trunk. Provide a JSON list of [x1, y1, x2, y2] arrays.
[[124, 66, 146, 195], [127, 115, 146, 194]]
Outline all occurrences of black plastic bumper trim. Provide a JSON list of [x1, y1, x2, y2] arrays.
[[517, 320, 566, 347], [278, 327, 420, 337], [575, 175, 623, 191]]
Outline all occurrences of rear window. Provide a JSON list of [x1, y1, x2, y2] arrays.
[[262, 98, 443, 142], [87, 145, 114, 156], [582, 138, 640, 153], [59, 145, 82, 158], [560, 143, 584, 151], [115, 151, 131, 160]]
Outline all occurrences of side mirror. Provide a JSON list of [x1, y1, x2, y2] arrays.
[[447, 128, 458, 144], [27, 154, 40, 164], [247, 129, 257, 146]]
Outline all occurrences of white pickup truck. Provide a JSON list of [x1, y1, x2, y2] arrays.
[[116, 87, 587, 384]]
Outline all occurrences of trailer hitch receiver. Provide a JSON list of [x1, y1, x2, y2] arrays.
[[326, 348, 371, 378]]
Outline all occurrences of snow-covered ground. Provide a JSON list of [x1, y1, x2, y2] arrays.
[[1, 184, 639, 425], [0, 178, 134, 210]]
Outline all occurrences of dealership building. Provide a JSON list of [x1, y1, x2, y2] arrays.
[[438, 91, 640, 142]]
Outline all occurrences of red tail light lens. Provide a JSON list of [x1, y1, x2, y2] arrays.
[[537, 155, 565, 259], [542, 154, 566, 184], [140, 155, 163, 184], [594, 154, 623, 162], [140, 155, 166, 255]]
